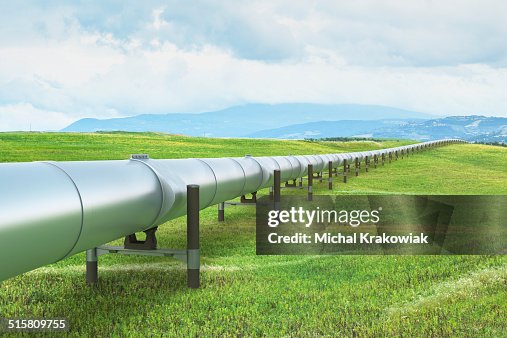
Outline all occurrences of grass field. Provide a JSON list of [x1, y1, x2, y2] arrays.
[[0, 132, 506, 337]]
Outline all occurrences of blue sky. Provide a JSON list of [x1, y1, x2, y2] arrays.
[[1, 0, 506, 131]]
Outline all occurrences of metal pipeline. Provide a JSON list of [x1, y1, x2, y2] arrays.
[[0, 139, 464, 281]]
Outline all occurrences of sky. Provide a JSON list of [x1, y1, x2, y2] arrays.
[[1, 0, 507, 131]]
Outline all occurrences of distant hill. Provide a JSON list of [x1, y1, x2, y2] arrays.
[[246, 119, 416, 139], [61, 103, 434, 137], [248, 115, 507, 143]]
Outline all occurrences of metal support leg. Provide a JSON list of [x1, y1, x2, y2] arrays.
[[355, 157, 359, 177], [85, 195, 201, 289], [343, 159, 347, 183], [187, 184, 200, 289], [328, 161, 332, 190], [382, 153, 385, 166], [86, 248, 98, 284], [299, 177, 303, 188], [319, 172, 323, 183], [274, 170, 281, 203], [365, 156, 369, 173], [218, 202, 225, 222], [269, 186, 274, 200], [307, 164, 313, 201]]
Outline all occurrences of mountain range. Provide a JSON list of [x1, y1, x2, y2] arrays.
[[248, 116, 507, 143], [61, 104, 506, 143], [62, 103, 433, 137]]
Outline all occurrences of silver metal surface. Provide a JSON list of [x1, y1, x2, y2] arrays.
[[0, 162, 82, 280], [272, 156, 296, 181]]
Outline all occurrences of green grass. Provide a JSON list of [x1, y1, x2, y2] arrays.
[[0, 132, 506, 337], [0, 132, 413, 162]]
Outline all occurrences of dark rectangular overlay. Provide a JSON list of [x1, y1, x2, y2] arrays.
[[256, 195, 506, 255]]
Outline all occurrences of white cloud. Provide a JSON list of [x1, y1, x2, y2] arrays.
[[0, 1, 507, 131], [151, 6, 169, 30], [0, 103, 74, 131]]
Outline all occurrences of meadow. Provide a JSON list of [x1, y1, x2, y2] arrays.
[[0, 132, 506, 337]]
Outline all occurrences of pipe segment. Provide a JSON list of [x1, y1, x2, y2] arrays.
[[0, 139, 464, 281]]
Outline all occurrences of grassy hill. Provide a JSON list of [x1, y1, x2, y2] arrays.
[[0, 132, 506, 336]]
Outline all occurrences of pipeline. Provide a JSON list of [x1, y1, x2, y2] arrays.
[[0, 139, 464, 281]]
